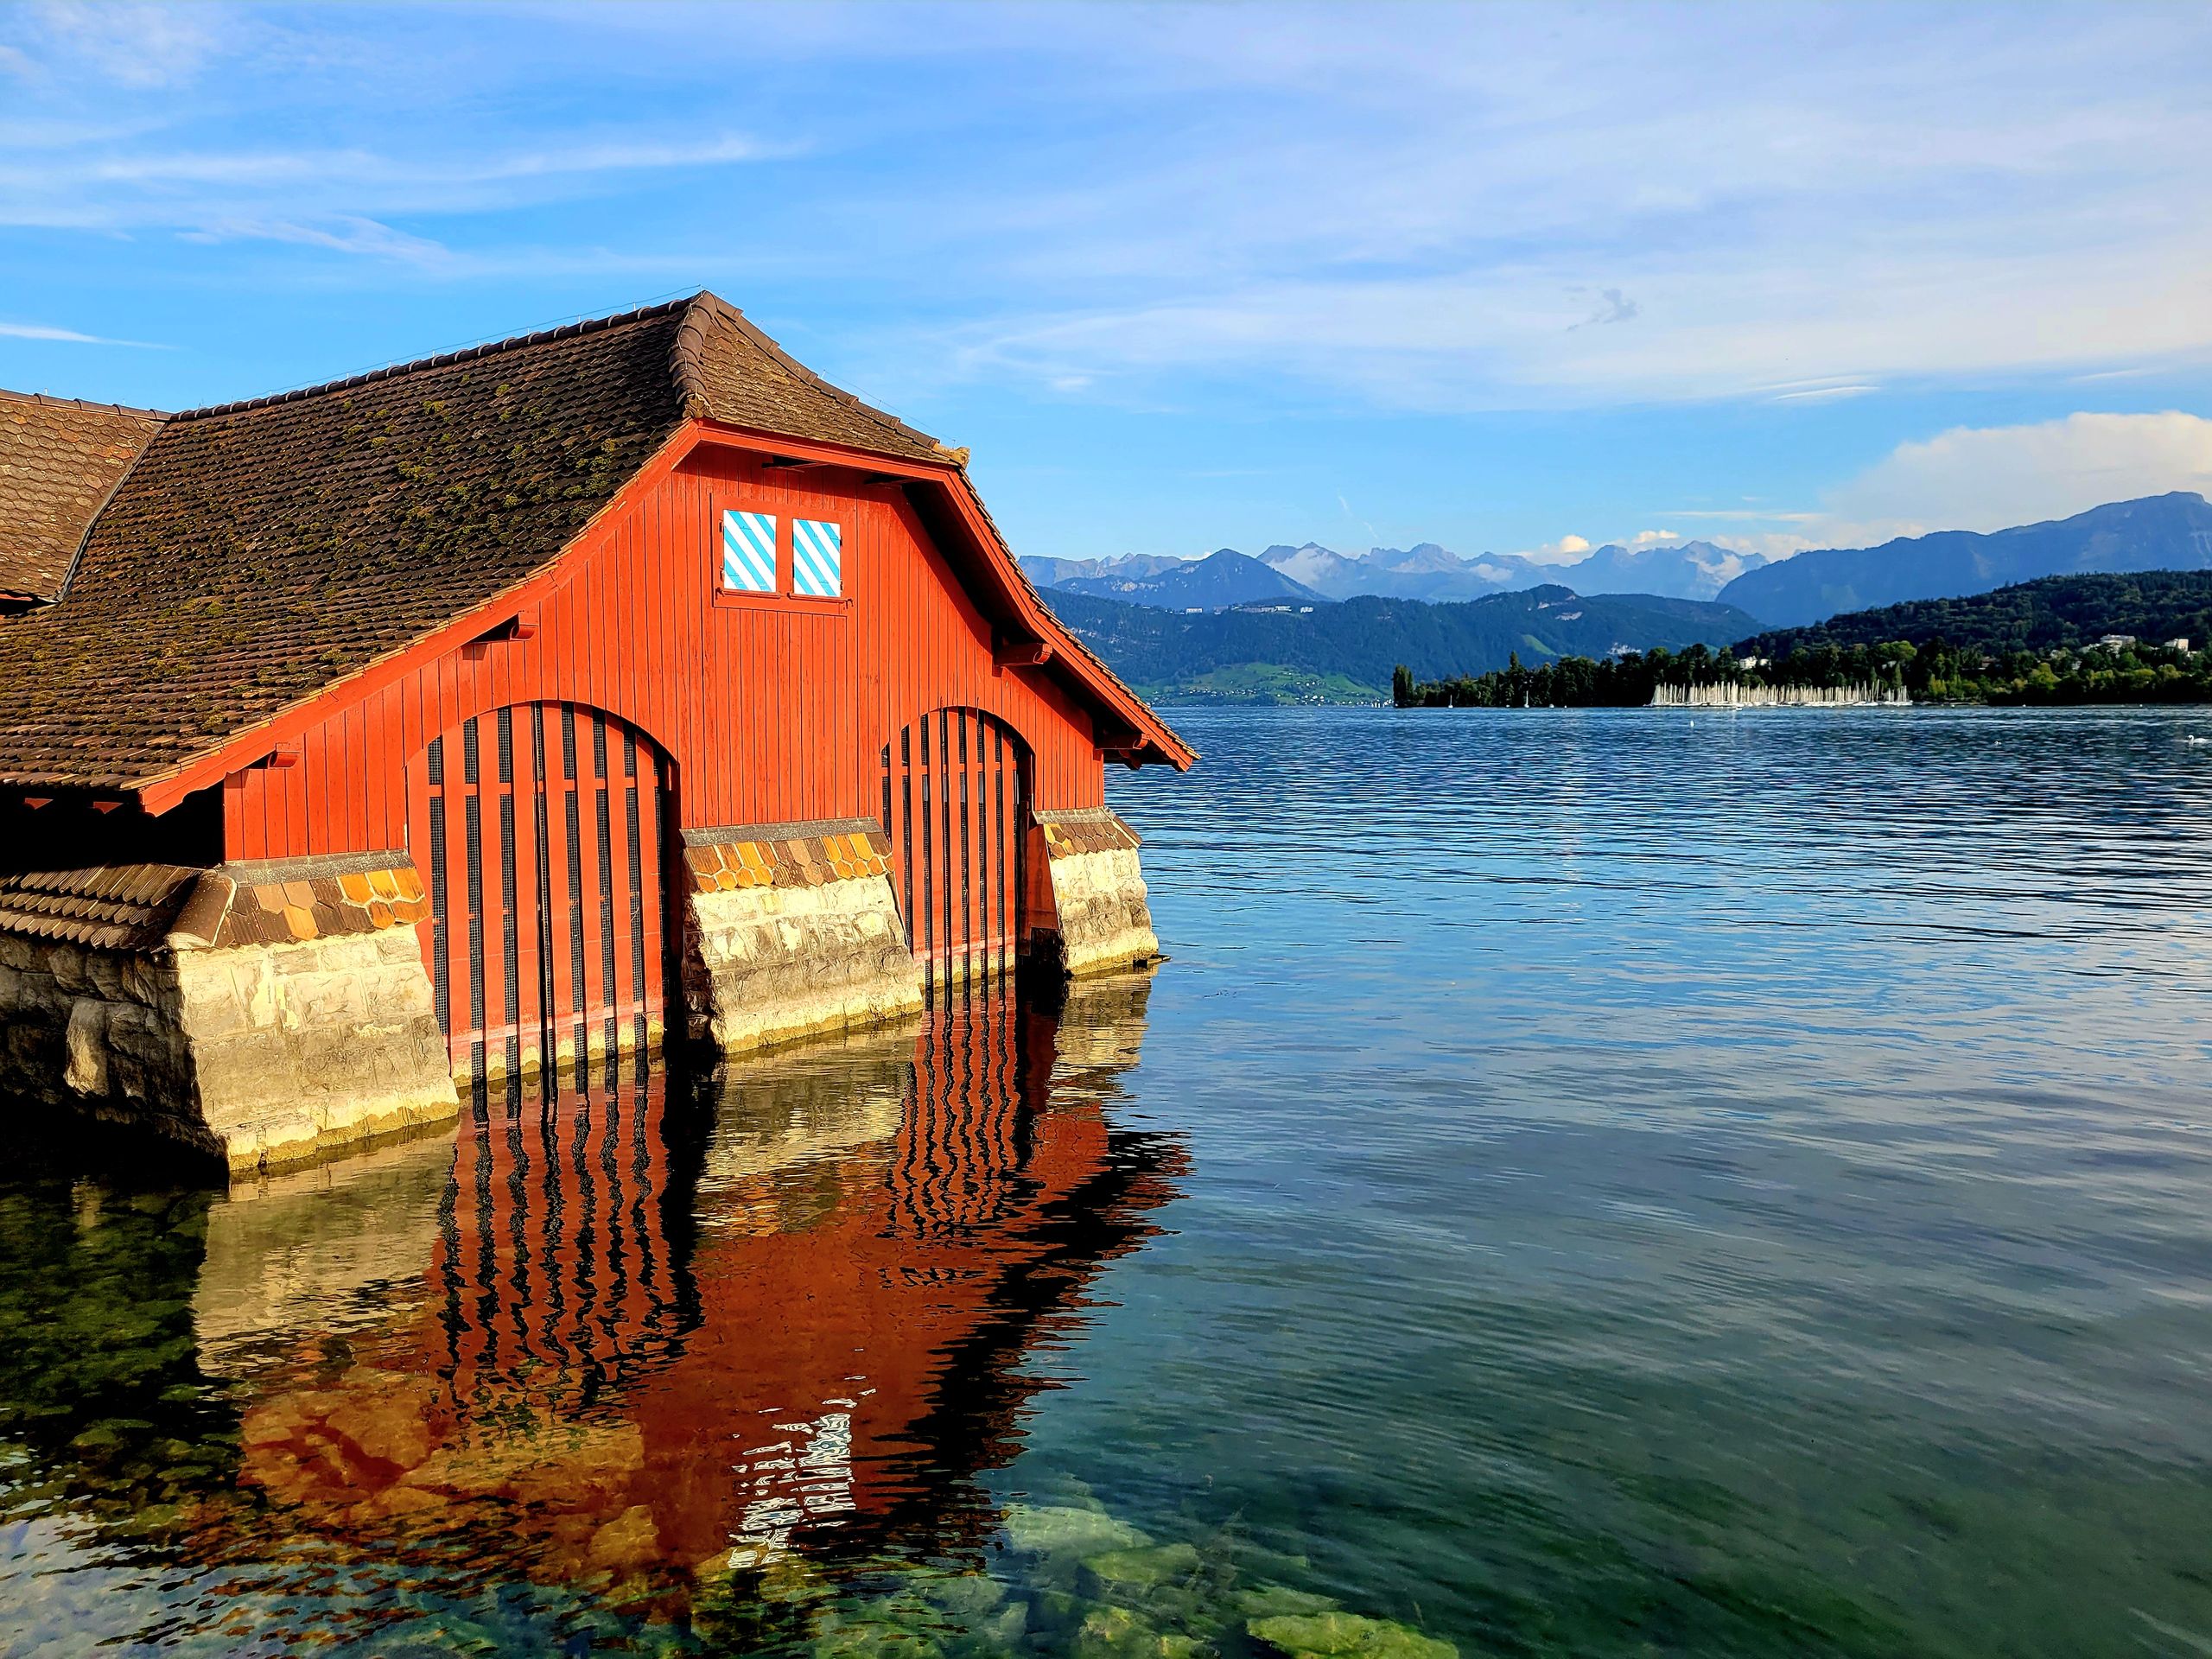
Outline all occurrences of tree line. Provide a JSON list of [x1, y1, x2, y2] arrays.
[[1394, 637, 2212, 708]]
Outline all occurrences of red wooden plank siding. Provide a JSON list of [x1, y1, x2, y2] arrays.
[[215, 430, 1119, 1049], [403, 702, 668, 1077]]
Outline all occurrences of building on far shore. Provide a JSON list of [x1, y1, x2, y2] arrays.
[[0, 294, 1192, 1175]]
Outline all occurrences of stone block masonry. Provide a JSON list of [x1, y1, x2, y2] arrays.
[[0, 809, 1164, 1175], [681, 819, 925, 1056], [0, 856, 458, 1176], [1033, 809, 1162, 978]]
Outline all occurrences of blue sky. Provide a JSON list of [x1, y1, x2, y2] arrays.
[[4, 2, 2211, 565]]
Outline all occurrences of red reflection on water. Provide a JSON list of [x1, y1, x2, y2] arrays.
[[226, 978, 1180, 1608]]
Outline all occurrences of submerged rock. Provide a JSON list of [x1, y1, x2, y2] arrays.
[[1002, 1503, 1151, 1558], [1082, 1541, 1203, 1596], [1070, 1602, 1211, 1659], [809, 1597, 950, 1659], [1233, 1585, 1342, 1619], [1247, 1611, 1457, 1659], [912, 1570, 1008, 1618]]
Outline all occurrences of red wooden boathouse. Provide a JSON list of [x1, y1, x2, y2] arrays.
[[0, 294, 1191, 1172]]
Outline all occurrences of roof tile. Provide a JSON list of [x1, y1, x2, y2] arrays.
[[0, 392, 164, 603]]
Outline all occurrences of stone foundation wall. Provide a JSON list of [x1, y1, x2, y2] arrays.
[[0, 856, 458, 1176], [0, 918, 208, 1157], [0, 809, 1169, 1176], [174, 928, 457, 1173], [681, 819, 924, 1057], [1035, 809, 1161, 977]]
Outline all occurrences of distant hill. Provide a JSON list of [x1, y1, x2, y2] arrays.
[[1719, 493, 2212, 626], [1044, 586, 1762, 702], [1049, 548, 1326, 610], [1735, 569, 2212, 659]]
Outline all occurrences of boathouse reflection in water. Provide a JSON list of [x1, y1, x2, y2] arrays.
[[0, 971, 1182, 1646]]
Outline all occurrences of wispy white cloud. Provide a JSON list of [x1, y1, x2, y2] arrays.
[[1770, 385, 1880, 404], [1817, 410, 2212, 545], [0, 319, 162, 346], [1662, 411, 2212, 560], [836, 5, 2212, 410], [24, 1, 227, 88], [176, 214, 452, 264], [53, 132, 787, 194], [3, 0, 2211, 434], [0, 130, 796, 260], [937, 232, 2212, 410]]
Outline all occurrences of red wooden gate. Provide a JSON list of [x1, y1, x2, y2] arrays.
[[409, 702, 669, 1079], [881, 708, 1028, 993]]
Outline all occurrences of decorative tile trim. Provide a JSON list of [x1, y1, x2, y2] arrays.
[[177, 858, 429, 950], [682, 817, 881, 847], [682, 821, 893, 895], [1035, 807, 1141, 859]]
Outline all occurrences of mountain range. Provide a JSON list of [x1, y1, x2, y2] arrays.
[[1022, 493, 2212, 629], [1713, 493, 2212, 626], [1020, 537, 1765, 611]]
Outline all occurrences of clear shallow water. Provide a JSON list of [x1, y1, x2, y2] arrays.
[[7, 705, 2212, 1656]]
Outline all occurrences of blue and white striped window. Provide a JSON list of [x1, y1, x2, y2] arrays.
[[792, 518, 843, 599], [721, 509, 777, 594]]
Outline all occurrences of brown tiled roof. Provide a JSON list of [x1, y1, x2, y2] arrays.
[[0, 863, 204, 950], [672, 296, 945, 464], [0, 391, 165, 602], [0, 294, 957, 791]]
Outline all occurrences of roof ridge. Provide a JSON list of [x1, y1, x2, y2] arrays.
[[166, 296, 696, 423], [0, 386, 168, 422], [673, 291, 956, 458]]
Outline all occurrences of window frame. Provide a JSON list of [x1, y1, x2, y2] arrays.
[[789, 516, 846, 602], [709, 499, 853, 613], [717, 505, 780, 597]]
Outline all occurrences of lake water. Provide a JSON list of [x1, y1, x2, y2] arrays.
[[6, 704, 2212, 1656]]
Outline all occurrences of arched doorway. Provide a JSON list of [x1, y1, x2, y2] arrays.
[[407, 702, 672, 1079], [880, 709, 1030, 993]]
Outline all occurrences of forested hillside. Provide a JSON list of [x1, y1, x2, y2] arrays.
[[1045, 586, 1760, 702], [1735, 569, 2212, 658]]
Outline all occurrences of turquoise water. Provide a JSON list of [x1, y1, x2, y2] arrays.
[[6, 704, 2212, 1656]]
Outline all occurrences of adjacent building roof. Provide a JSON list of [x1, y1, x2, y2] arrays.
[[0, 293, 1188, 793], [0, 391, 164, 603]]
